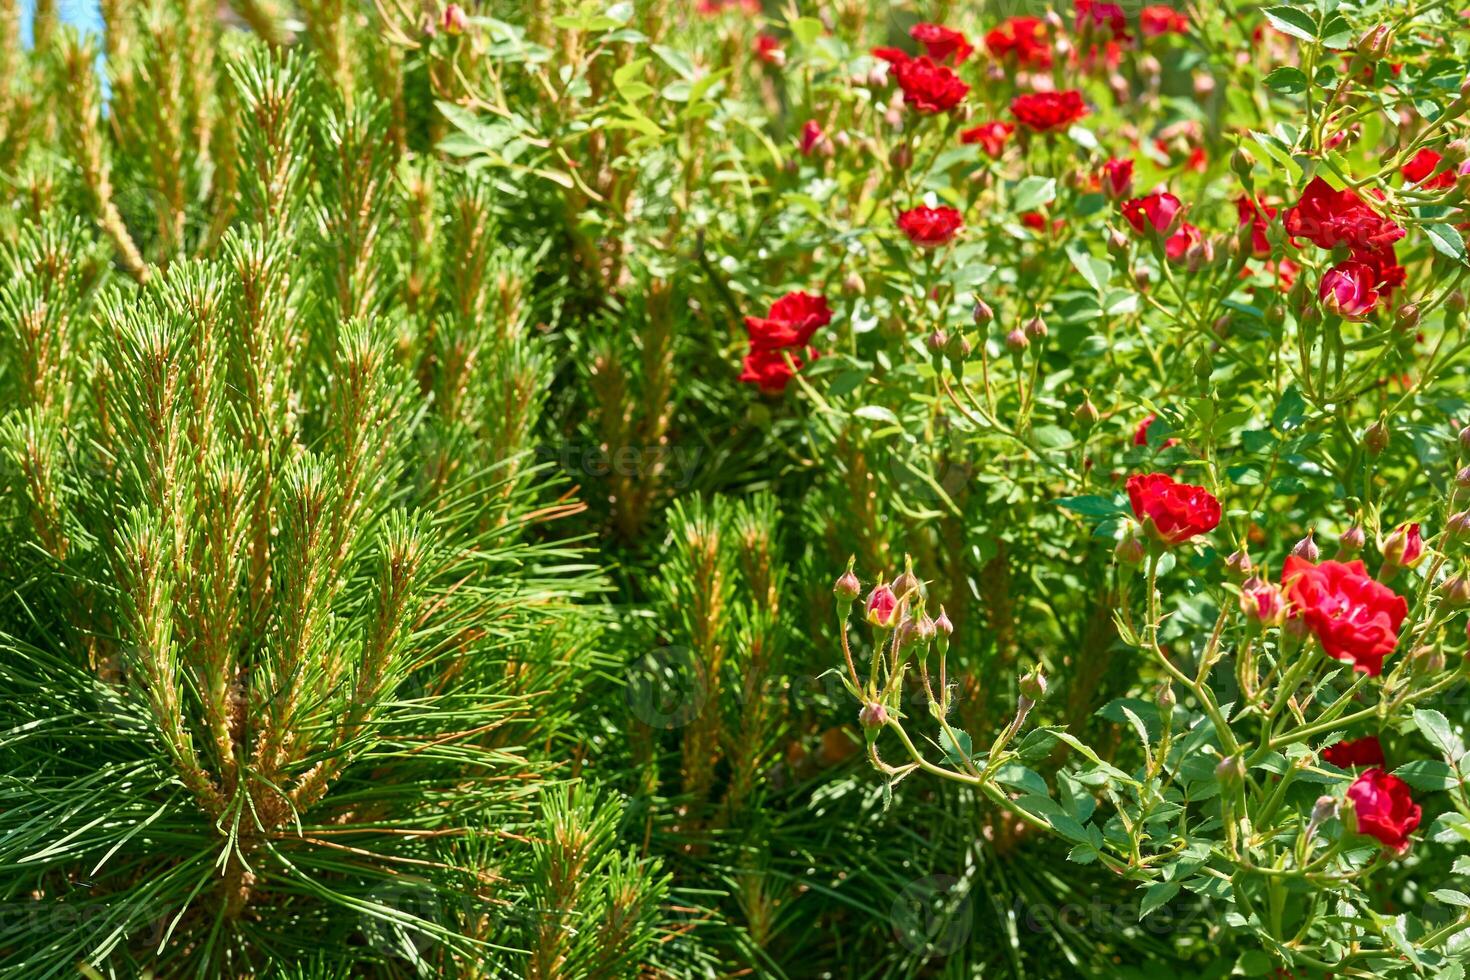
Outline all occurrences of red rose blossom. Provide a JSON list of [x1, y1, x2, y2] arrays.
[[799, 119, 825, 157], [893, 56, 969, 114], [1346, 768, 1420, 853], [960, 121, 1015, 158], [754, 33, 784, 66], [1319, 261, 1381, 320], [1009, 90, 1088, 132], [1100, 157, 1134, 200], [910, 22, 972, 64], [1284, 177, 1406, 254], [743, 291, 832, 351], [1121, 192, 1183, 236], [1133, 413, 1178, 448], [1126, 473, 1222, 546], [1235, 196, 1277, 258], [1322, 735, 1386, 769], [986, 17, 1053, 70], [1282, 556, 1408, 676], [1141, 5, 1190, 35], [897, 205, 963, 248], [739, 346, 818, 395], [1074, 0, 1130, 41], [1164, 222, 1202, 263], [1402, 148, 1456, 189]]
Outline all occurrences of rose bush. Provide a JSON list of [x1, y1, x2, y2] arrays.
[[8, 0, 1470, 977]]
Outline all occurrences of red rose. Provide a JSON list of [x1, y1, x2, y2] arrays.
[[1164, 222, 1202, 263], [1319, 261, 1381, 320], [897, 205, 963, 248], [799, 119, 825, 157], [1235, 196, 1277, 258], [871, 46, 910, 66], [986, 17, 1053, 70], [910, 22, 973, 63], [743, 291, 832, 350], [1133, 413, 1178, 448], [1402, 148, 1456, 189], [1074, 0, 1130, 41], [739, 346, 818, 395], [1121, 192, 1183, 236], [865, 584, 898, 627], [1141, 5, 1190, 35], [960, 121, 1015, 158], [754, 33, 784, 66], [1284, 177, 1405, 254], [1009, 90, 1088, 132], [1100, 157, 1134, 200], [1322, 735, 1386, 769], [1126, 473, 1222, 546], [1346, 768, 1421, 853], [1282, 556, 1407, 675], [893, 56, 969, 114]]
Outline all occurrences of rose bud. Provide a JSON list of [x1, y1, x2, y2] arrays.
[[442, 3, 469, 34], [1230, 146, 1255, 185], [1019, 668, 1048, 702], [1458, 465, 1470, 489], [1115, 528, 1147, 566], [927, 329, 949, 358], [1155, 680, 1175, 713], [1225, 550, 1254, 579], [889, 143, 913, 171], [843, 271, 866, 295], [1239, 578, 1286, 627], [1215, 754, 1245, 786], [934, 607, 954, 638], [1411, 644, 1445, 676], [972, 298, 995, 326], [1356, 24, 1392, 61], [1107, 229, 1130, 259], [1447, 510, 1470, 540], [859, 702, 889, 729], [1345, 768, 1421, 854], [916, 613, 937, 643], [1024, 316, 1048, 340], [1440, 574, 1470, 607], [1395, 304, 1421, 334], [1004, 327, 1029, 354], [1460, 425, 1470, 454], [1364, 417, 1390, 456], [1381, 523, 1425, 569], [943, 331, 972, 366], [1291, 530, 1320, 562], [891, 564, 923, 600], [865, 585, 898, 627], [1075, 394, 1100, 428], [834, 564, 862, 604], [894, 616, 920, 650], [1337, 525, 1366, 558]]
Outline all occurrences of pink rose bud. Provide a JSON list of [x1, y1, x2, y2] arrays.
[[859, 702, 888, 729], [1019, 669, 1048, 702], [1005, 327, 1029, 353], [1337, 525, 1366, 558], [1225, 550, 1253, 578], [1319, 261, 1380, 320], [834, 564, 861, 603], [1024, 316, 1048, 340], [1291, 530, 1320, 562], [891, 564, 923, 599], [442, 3, 469, 34], [1239, 578, 1286, 627], [1382, 523, 1425, 569], [973, 298, 995, 325], [934, 607, 954, 637], [1447, 510, 1470, 539], [1364, 418, 1390, 456], [865, 585, 898, 627], [1458, 465, 1470, 489]]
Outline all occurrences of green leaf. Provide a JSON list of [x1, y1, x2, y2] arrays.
[[1415, 708, 1464, 761], [1011, 176, 1057, 213], [1425, 223, 1469, 266], [939, 728, 973, 767], [994, 764, 1049, 797], [853, 405, 900, 425], [1055, 494, 1128, 518], [1432, 889, 1470, 908], [1265, 67, 1308, 94], [1067, 244, 1110, 293], [790, 16, 824, 46], [1139, 880, 1180, 919], [1263, 6, 1318, 43], [1392, 759, 1459, 792]]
